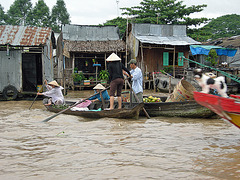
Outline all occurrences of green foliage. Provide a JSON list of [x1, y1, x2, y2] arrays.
[[0, 5, 7, 25], [89, 76, 95, 81], [29, 0, 50, 27], [51, 0, 71, 32], [74, 67, 78, 72], [204, 14, 240, 39], [102, 0, 208, 38], [189, 14, 240, 41], [72, 72, 85, 82], [98, 70, 109, 81], [161, 66, 173, 75], [104, 17, 127, 38], [187, 27, 212, 42], [120, 0, 208, 26], [205, 49, 218, 66], [6, 0, 33, 25], [2, 0, 70, 32], [52, 104, 69, 109]]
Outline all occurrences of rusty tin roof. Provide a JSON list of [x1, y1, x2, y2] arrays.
[[0, 25, 53, 46]]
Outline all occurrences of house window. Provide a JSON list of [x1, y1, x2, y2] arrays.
[[178, 52, 184, 66], [163, 52, 169, 66], [164, 52, 184, 66], [169, 52, 178, 66]]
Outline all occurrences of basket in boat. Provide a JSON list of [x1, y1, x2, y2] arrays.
[[166, 80, 196, 102]]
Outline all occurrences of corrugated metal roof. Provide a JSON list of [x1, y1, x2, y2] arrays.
[[62, 24, 120, 41], [132, 24, 201, 45], [203, 35, 240, 48], [0, 25, 52, 46]]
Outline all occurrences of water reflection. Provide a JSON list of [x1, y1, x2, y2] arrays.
[[0, 91, 239, 179]]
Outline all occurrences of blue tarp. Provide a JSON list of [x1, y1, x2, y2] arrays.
[[190, 45, 237, 57]]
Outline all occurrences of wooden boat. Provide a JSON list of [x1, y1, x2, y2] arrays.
[[122, 96, 215, 118], [194, 91, 240, 128], [44, 101, 144, 120]]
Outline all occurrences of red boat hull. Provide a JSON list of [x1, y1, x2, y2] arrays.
[[194, 92, 240, 129]]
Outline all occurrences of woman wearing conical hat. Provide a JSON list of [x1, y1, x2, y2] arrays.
[[37, 79, 64, 106], [106, 53, 131, 110], [88, 83, 110, 102]]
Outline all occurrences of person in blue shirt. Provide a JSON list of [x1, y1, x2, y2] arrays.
[[89, 83, 110, 102], [128, 59, 143, 103]]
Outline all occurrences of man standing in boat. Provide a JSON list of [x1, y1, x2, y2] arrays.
[[128, 59, 143, 103]]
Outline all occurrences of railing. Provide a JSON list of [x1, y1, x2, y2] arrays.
[[182, 56, 240, 83]]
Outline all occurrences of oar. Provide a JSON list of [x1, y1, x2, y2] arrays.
[[42, 86, 110, 122], [29, 83, 44, 110], [125, 79, 151, 119]]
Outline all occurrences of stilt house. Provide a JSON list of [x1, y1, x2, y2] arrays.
[[126, 23, 200, 78], [56, 24, 126, 90], [0, 25, 55, 100], [202, 35, 240, 68]]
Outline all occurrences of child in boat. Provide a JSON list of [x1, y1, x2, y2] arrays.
[[37, 80, 64, 106], [71, 84, 109, 111], [89, 83, 110, 102]]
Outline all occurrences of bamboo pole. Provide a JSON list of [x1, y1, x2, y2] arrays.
[[173, 45, 176, 78]]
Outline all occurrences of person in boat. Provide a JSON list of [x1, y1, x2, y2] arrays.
[[88, 83, 110, 102], [106, 53, 131, 110], [127, 59, 143, 103], [37, 80, 64, 106]]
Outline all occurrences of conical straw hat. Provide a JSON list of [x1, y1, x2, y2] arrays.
[[106, 53, 121, 61], [48, 80, 60, 87], [93, 83, 106, 90]]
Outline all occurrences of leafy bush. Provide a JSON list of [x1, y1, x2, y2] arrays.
[[205, 49, 218, 66], [98, 70, 109, 81], [72, 72, 85, 82], [161, 66, 173, 75]]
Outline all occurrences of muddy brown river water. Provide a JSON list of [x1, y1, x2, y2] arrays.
[[0, 90, 239, 180]]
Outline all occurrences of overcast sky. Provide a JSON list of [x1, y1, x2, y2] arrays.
[[1, 0, 240, 25]]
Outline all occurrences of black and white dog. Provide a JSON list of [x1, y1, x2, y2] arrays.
[[193, 68, 228, 98]]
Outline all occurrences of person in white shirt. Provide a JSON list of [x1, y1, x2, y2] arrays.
[[128, 59, 143, 103], [37, 80, 64, 106]]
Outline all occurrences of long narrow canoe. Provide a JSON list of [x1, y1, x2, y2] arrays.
[[123, 96, 215, 118], [45, 101, 144, 120]]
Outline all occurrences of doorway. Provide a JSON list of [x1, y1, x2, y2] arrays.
[[22, 53, 42, 92]]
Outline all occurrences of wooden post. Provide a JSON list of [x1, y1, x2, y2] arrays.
[[104, 53, 107, 70], [141, 43, 144, 70], [153, 72, 156, 92], [125, 19, 128, 91], [173, 45, 176, 78], [169, 76, 171, 94], [95, 66, 98, 84], [72, 53, 75, 90], [62, 56, 65, 94]]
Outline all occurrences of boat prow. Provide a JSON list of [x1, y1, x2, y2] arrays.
[[194, 91, 240, 129]]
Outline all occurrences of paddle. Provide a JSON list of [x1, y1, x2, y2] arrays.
[[29, 82, 45, 110], [42, 86, 110, 122], [125, 79, 151, 119]]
